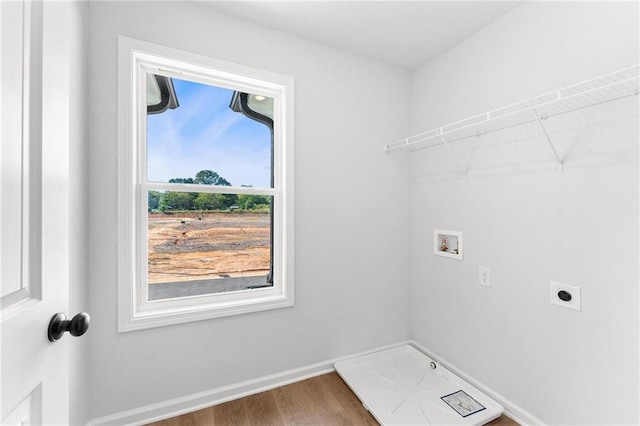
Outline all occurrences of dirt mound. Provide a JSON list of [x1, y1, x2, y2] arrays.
[[147, 212, 270, 283]]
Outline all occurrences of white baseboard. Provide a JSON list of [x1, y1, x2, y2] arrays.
[[86, 340, 412, 426], [408, 340, 546, 426], [88, 339, 543, 426]]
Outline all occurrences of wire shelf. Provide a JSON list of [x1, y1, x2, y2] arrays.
[[385, 65, 639, 153]]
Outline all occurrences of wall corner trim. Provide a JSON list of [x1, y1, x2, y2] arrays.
[[409, 340, 547, 426], [86, 341, 412, 426]]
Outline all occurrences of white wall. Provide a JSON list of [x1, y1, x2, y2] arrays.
[[86, 1, 411, 419], [410, 2, 638, 425]]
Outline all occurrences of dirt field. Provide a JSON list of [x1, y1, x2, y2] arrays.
[[147, 212, 270, 283]]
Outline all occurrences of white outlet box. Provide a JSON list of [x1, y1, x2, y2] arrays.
[[550, 281, 581, 311], [479, 266, 491, 287], [433, 230, 463, 260]]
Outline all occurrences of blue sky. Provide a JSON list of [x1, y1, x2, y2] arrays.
[[146, 77, 272, 188]]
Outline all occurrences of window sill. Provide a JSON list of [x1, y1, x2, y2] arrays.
[[119, 287, 294, 332]]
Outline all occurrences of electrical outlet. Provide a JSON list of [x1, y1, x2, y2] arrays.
[[479, 266, 491, 287], [550, 281, 581, 311]]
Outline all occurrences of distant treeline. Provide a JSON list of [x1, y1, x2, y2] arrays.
[[148, 170, 270, 212]]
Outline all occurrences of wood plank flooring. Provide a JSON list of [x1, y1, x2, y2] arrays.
[[146, 373, 519, 426]]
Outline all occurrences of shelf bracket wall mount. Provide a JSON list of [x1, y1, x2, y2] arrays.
[[532, 106, 564, 173], [439, 134, 471, 180]]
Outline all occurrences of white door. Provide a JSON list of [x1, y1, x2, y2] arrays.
[[1, 1, 78, 424]]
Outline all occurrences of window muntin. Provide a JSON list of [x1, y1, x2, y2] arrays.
[[118, 37, 294, 331]]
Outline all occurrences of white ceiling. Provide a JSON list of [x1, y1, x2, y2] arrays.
[[204, 1, 523, 71]]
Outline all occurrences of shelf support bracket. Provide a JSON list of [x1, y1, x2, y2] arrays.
[[439, 134, 468, 180], [464, 133, 480, 179], [533, 108, 564, 172]]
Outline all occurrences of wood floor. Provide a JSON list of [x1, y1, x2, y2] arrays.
[[147, 373, 519, 426]]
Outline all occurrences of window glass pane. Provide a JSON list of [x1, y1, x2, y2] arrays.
[[147, 191, 272, 301], [146, 75, 273, 188]]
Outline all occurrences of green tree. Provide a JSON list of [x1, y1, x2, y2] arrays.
[[194, 193, 223, 210], [217, 193, 238, 209], [160, 192, 195, 210], [168, 177, 194, 184], [237, 194, 270, 210], [148, 190, 163, 211], [165, 171, 234, 211], [194, 170, 231, 186]]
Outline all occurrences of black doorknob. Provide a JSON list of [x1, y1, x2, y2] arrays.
[[47, 312, 90, 342]]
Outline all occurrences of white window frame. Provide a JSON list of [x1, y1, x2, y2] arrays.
[[117, 37, 294, 332]]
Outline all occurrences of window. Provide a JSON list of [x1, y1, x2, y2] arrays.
[[118, 37, 294, 331]]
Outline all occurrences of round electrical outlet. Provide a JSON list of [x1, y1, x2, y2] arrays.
[[557, 290, 572, 302]]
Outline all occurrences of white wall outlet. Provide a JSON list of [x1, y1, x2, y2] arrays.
[[550, 281, 581, 311], [479, 266, 491, 287]]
